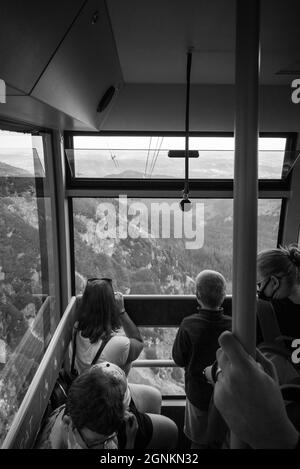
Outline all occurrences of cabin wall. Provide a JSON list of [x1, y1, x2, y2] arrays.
[[282, 154, 300, 245], [2, 84, 300, 135], [102, 84, 300, 133], [1, 0, 123, 131]]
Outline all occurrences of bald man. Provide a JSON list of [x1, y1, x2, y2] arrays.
[[172, 270, 231, 448]]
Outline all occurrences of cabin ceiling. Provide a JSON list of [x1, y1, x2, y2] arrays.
[[107, 0, 300, 86], [1, 0, 300, 131]]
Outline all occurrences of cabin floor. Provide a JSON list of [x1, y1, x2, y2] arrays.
[[162, 399, 191, 450]]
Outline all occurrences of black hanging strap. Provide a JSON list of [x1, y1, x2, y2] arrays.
[[91, 334, 112, 366], [70, 329, 78, 376], [71, 329, 112, 370], [184, 50, 193, 196]]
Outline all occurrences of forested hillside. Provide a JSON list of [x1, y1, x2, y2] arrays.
[[0, 164, 281, 419]]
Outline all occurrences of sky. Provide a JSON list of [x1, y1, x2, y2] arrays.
[[0, 130, 286, 178], [72, 135, 286, 179], [0, 130, 45, 174]]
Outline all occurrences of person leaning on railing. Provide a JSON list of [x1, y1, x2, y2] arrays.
[[172, 270, 231, 449], [69, 278, 178, 449], [71, 278, 143, 376]]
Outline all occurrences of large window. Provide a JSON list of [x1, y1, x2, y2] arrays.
[[73, 196, 281, 394], [73, 198, 281, 295], [68, 135, 287, 179], [70, 132, 286, 396], [0, 130, 59, 444]]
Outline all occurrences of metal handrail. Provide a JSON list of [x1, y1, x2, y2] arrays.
[[132, 359, 176, 368], [1, 297, 77, 449]]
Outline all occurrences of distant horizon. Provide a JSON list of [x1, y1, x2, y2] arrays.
[[0, 130, 287, 179]]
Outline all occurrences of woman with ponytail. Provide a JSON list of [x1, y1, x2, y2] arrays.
[[257, 244, 300, 339]]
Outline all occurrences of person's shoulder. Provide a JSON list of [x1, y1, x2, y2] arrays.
[[180, 314, 200, 331], [34, 405, 65, 449], [222, 313, 232, 322], [109, 333, 130, 346], [222, 313, 232, 327], [111, 332, 129, 341], [180, 314, 195, 326], [272, 297, 298, 313], [76, 329, 91, 344], [284, 298, 300, 310]]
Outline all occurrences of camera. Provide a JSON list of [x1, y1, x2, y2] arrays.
[[203, 360, 220, 386]]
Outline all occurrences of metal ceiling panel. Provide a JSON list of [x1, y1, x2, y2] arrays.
[[0, 0, 85, 93], [107, 0, 235, 84], [31, 0, 123, 129], [0, 94, 95, 131]]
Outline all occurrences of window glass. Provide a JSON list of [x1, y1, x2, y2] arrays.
[[0, 130, 45, 176], [0, 129, 58, 445], [128, 366, 185, 396], [127, 327, 184, 396], [73, 197, 281, 394], [73, 197, 281, 295], [69, 136, 286, 179]]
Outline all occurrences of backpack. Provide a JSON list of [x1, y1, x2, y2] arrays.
[[257, 299, 300, 385], [50, 329, 111, 409]]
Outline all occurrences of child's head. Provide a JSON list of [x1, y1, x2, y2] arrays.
[[196, 270, 226, 310], [65, 364, 125, 438]]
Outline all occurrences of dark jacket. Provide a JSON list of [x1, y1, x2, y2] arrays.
[[172, 308, 231, 410], [256, 298, 300, 347]]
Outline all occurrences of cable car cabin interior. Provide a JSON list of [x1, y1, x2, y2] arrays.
[[1, 0, 300, 450]]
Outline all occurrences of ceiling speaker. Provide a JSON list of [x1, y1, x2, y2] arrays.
[[97, 86, 116, 112]]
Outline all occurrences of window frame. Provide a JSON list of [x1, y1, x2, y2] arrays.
[[66, 130, 293, 295], [67, 131, 291, 397], [0, 123, 62, 316], [64, 130, 294, 190], [0, 122, 63, 443]]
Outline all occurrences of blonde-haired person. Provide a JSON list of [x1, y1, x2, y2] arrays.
[[257, 245, 300, 340], [172, 270, 231, 449]]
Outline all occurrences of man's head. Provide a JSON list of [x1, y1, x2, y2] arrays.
[[196, 270, 226, 310], [65, 364, 125, 444]]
